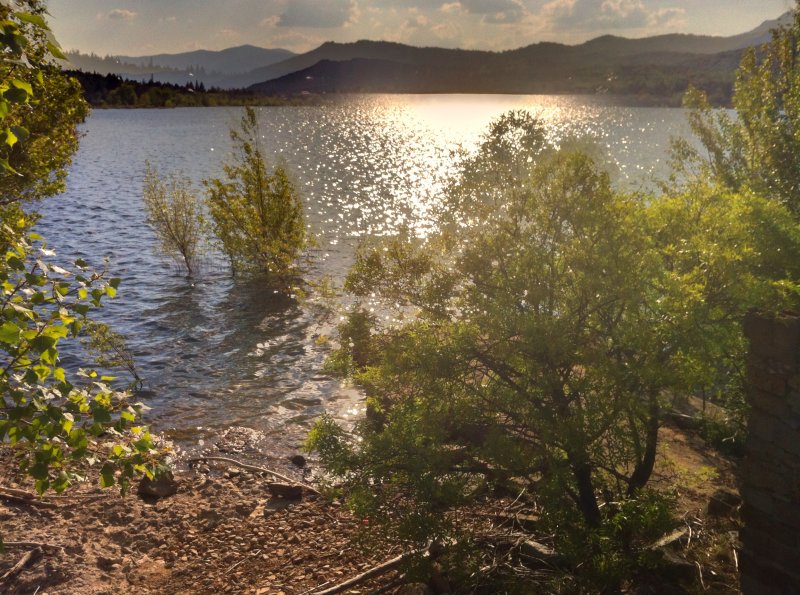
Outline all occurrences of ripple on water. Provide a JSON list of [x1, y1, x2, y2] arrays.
[[34, 94, 694, 444]]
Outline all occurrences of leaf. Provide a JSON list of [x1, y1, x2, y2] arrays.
[[0, 321, 20, 344], [9, 125, 29, 143], [0, 157, 20, 176], [14, 12, 48, 29], [100, 463, 115, 488], [3, 85, 29, 104], [2, 126, 17, 148]]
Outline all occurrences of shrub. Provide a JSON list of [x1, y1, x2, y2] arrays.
[[142, 162, 205, 275], [205, 107, 306, 280]]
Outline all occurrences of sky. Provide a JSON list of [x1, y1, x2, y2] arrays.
[[47, 0, 794, 56]]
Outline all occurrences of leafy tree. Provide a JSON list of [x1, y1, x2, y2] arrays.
[[142, 162, 205, 275], [309, 113, 800, 589], [0, 1, 161, 508], [205, 106, 307, 279], [672, 2, 800, 217], [1, 2, 88, 205], [80, 320, 142, 390]]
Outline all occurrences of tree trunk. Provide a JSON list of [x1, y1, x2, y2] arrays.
[[573, 461, 602, 527], [627, 398, 660, 497]]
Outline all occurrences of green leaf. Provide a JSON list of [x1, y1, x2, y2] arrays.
[[30, 461, 48, 480], [46, 40, 66, 60], [0, 157, 20, 176], [10, 126, 29, 143], [3, 86, 29, 104], [14, 12, 48, 29], [100, 463, 115, 488], [53, 471, 70, 493], [2, 127, 18, 148], [10, 79, 33, 95], [0, 321, 20, 344]]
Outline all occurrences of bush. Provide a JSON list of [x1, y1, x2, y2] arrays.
[[205, 107, 306, 280], [0, 2, 161, 518], [142, 162, 205, 275]]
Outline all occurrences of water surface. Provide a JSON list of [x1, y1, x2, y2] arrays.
[[35, 94, 694, 444]]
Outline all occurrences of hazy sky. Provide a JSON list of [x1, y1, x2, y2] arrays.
[[48, 0, 794, 56]]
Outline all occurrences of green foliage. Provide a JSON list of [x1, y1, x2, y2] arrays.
[[673, 3, 800, 217], [543, 490, 677, 593], [80, 320, 142, 390], [316, 114, 671, 535], [142, 162, 206, 275], [0, 1, 88, 202], [0, 1, 162, 509], [0, 219, 160, 494], [67, 70, 319, 109], [204, 106, 307, 279], [310, 110, 800, 591]]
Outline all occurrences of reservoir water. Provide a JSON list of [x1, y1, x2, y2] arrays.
[[34, 94, 694, 445]]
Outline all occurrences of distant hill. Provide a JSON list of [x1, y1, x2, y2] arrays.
[[64, 11, 791, 101], [115, 45, 295, 75], [248, 13, 791, 104], [64, 45, 295, 89]]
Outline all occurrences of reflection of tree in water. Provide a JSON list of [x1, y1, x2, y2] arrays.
[[134, 274, 314, 433]]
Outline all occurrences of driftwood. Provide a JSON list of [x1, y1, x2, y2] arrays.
[[187, 456, 320, 495], [313, 549, 420, 595], [2, 541, 64, 552], [0, 486, 59, 509], [0, 547, 42, 586], [267, 482, 303, 499]]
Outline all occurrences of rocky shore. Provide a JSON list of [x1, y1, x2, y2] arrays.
[[0, 421, 743, 594]]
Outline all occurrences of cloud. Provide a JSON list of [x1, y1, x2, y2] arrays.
[[277, 0, 356, 28], [97, 8, 137, 22], [405, 14, 430, 29], [457, 0, 527, 25], [541, 0, 683, 31]]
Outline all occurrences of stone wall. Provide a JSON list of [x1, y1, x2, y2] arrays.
[[741, 312, 800, 594]]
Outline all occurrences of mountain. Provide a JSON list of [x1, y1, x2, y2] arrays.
[[65, 45, 295, 89], [248, 13, 790, 103], [115, 45, 295, 76], [64, 11, 790, 98]]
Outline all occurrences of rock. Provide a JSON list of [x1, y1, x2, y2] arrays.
[[707, 489, 741, 517], [138, 472, 178, 499], [97, 555, 123, 571], [658, 549, 696, 583], [235, 502, 254, 517], [267, 483, 303, 500], [289, 454, 307, 468]]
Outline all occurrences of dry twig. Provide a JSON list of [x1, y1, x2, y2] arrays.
[[0, 486, 59, 509], [0, 547, 42, 586], [187, 456, 320, 495]]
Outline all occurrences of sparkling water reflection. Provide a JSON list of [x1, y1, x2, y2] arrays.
[[35, 94, 693, 443]]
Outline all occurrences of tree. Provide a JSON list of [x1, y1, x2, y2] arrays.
[[142, 162, 205, 275], [312, 115, 667, 529], [309, 113, 800, 590], [0, 3, 88, 205], [672, 2, 800, 217], [205, 107, 306, 279], [0, 2, 161, 508]]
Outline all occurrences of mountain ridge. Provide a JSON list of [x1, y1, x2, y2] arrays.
[[65, 11, 791, 99]]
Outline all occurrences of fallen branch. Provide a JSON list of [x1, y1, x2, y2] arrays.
[[313, 551, 415, 595], [0, 547, 42, 585], [2, 541, 64, 552], [187, 456, 320, 495], [0, 486, 59, 509]]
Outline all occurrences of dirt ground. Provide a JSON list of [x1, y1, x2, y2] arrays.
[[0, 420, 743, 594]]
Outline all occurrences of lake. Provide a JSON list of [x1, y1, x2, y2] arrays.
[[34, 94, 695, 446]]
